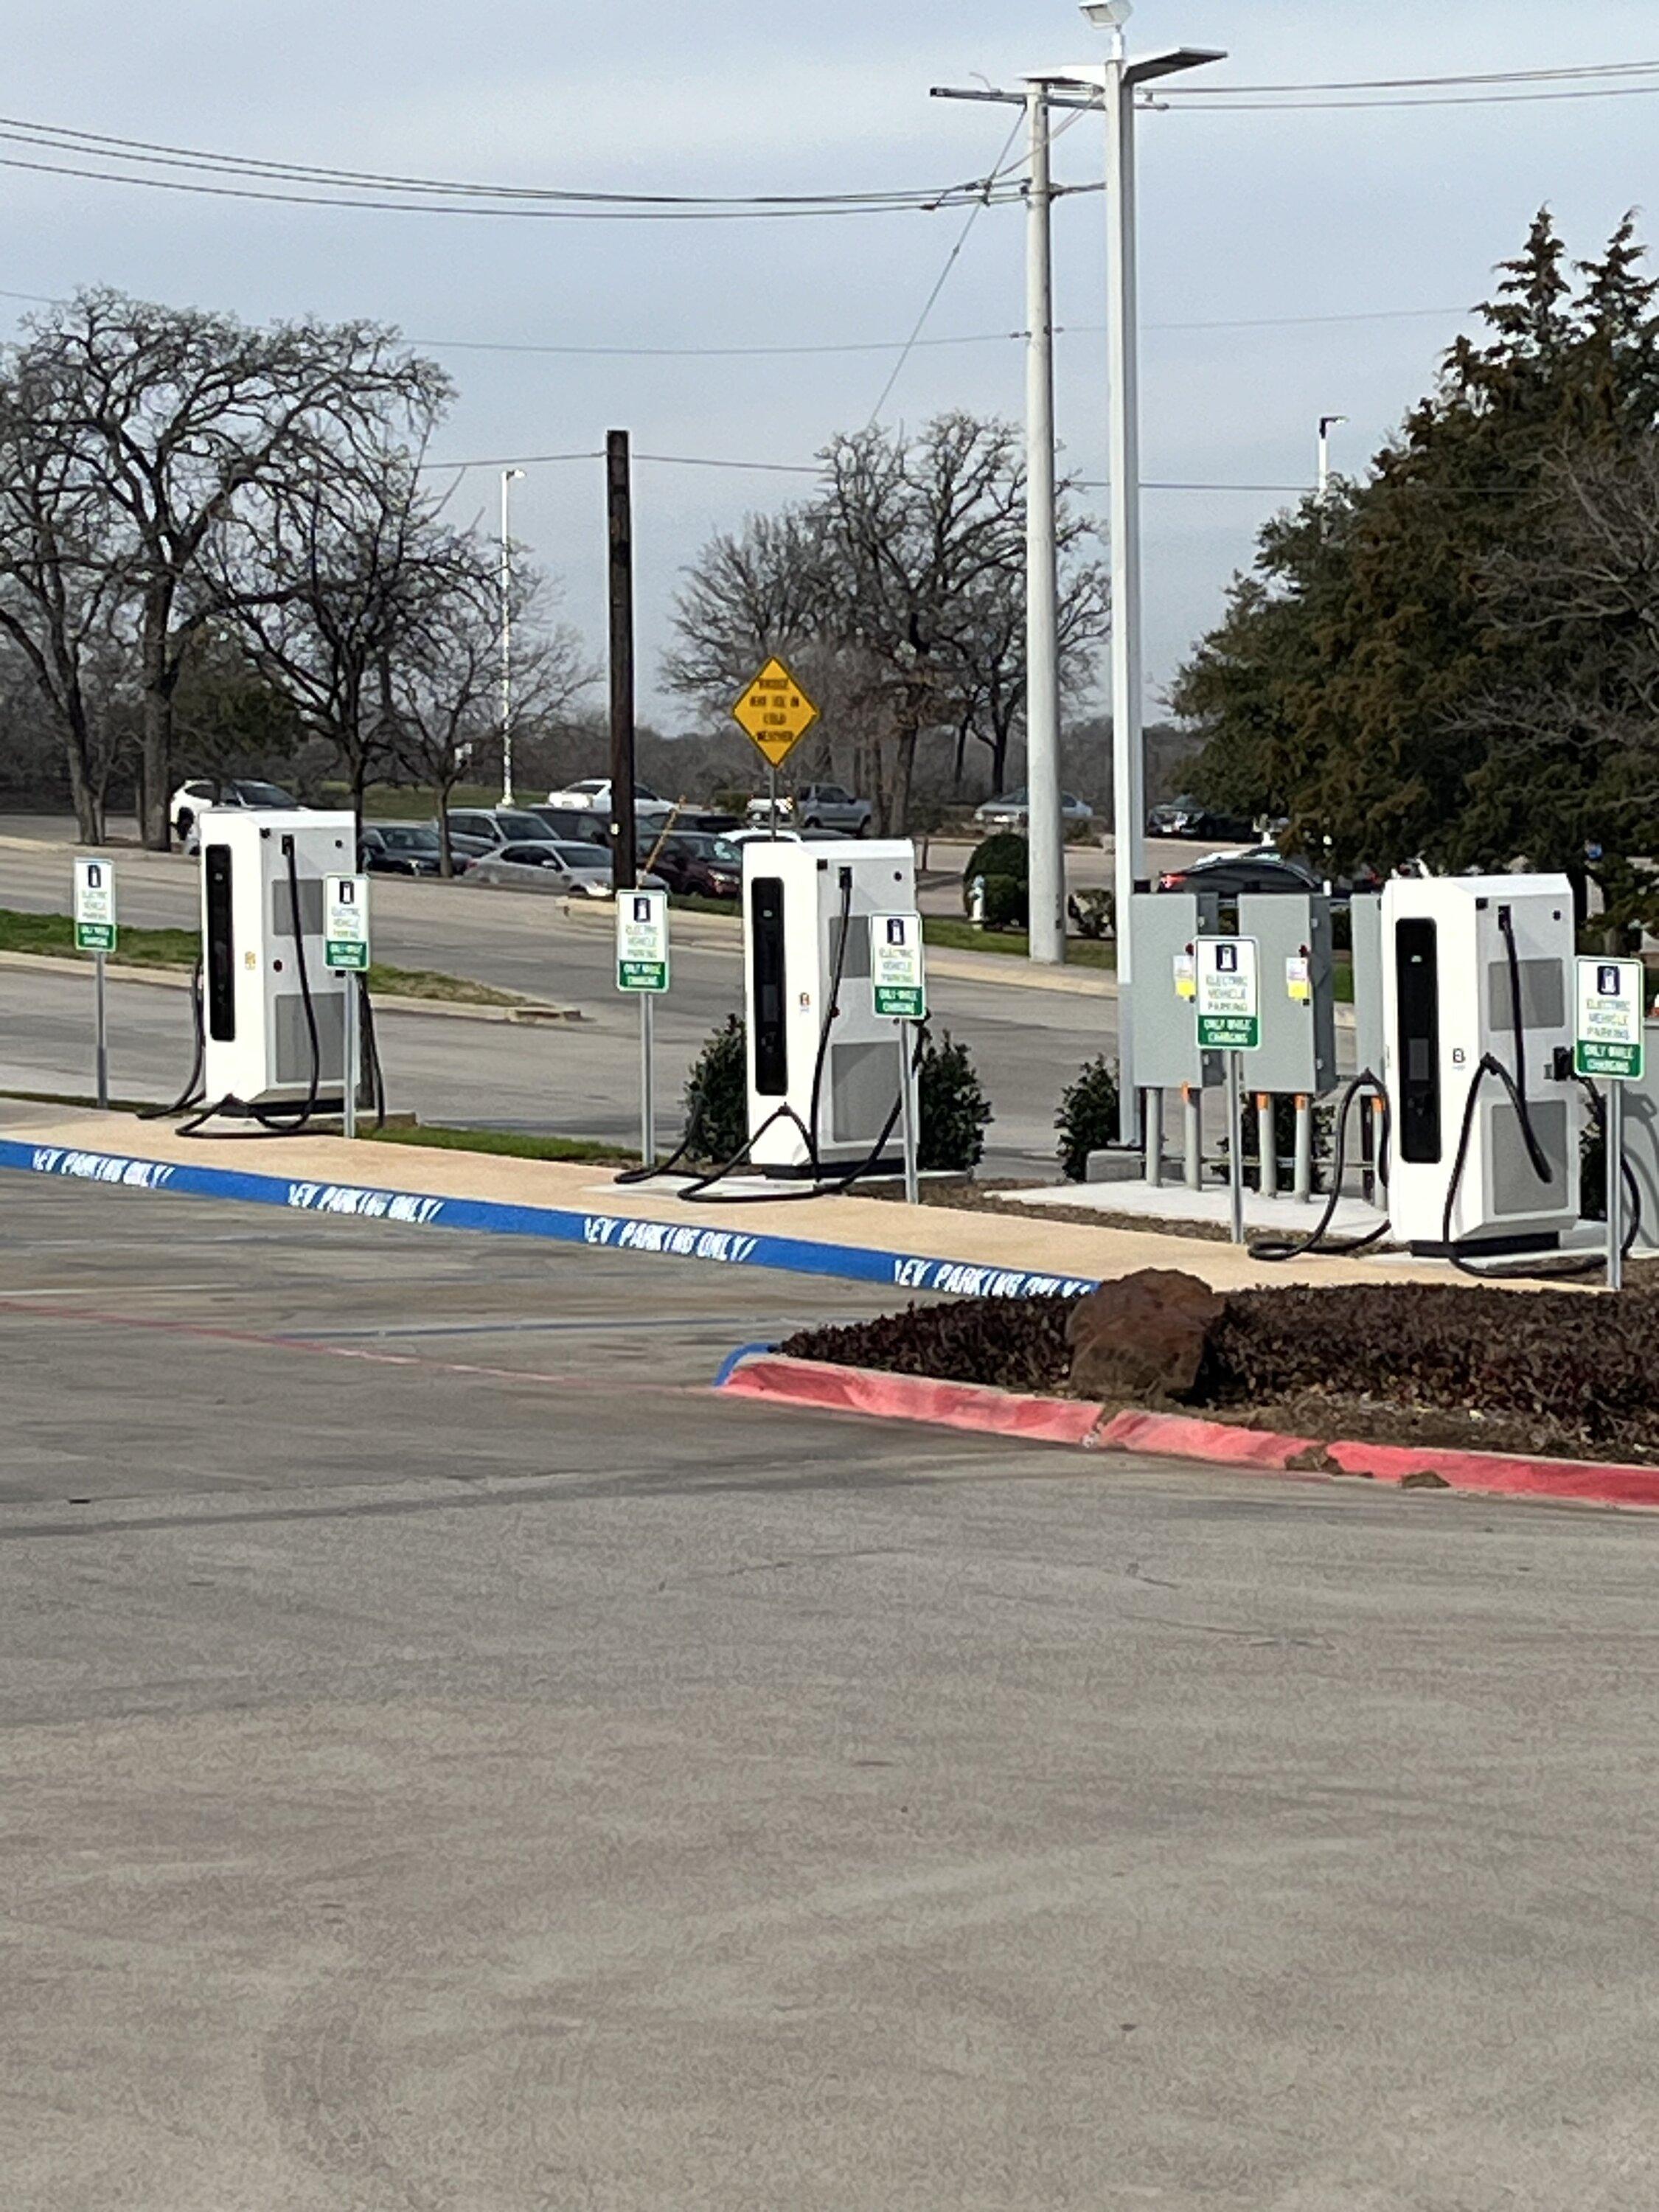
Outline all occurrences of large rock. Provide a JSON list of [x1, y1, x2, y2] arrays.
[[1066, 1268, 1223, 1405]]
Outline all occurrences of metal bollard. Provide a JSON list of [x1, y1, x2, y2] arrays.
[[1144, 1087, 1164, 1187], [1293, 1094, 1313, 1202], [1256, 1094, 1278, 1200], [1183, 1084, 1203, 1189]]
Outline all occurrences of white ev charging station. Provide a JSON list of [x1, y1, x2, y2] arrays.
[[200, 808, 359, 1116], [1380, 873, 1583, 1256], [742, 838, 917, 1178]]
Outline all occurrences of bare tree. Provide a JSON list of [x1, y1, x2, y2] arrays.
[[387, 551, 596, 874], [15, 289, 451, 846], [227, 448, 431, 826], [0, 366, 133, 841], [665, 413, 1108, 832], [661, 508, 884, 792]]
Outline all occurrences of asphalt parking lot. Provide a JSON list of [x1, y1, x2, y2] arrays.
[[5, 1177, 1659, 2211]]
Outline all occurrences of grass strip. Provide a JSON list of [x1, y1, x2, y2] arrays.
[[361, 1122, 636, 1166], [921, 917, 1116, 969], [0, 909, 525, 1007]]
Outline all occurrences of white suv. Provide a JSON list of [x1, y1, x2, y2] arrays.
[[546, 777, 674, 822], [171, 778, 297, 845]]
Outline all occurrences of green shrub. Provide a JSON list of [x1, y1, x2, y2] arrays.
[[980, 873, 1029, 931], [962, 832, 1028, 913], [1055, 1056, 1121, 1181], [1068, 888, 1116, 941], [682, 1012, 748, 1164], [919, 1029, 992, 1172]]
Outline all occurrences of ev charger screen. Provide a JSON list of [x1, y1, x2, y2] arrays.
[[205, 844, 236, 1042], [1395, 917, 1441, 1164], [750, 877, 787, 1096]]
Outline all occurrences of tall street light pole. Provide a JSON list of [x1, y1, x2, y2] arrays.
[[1024, 81, 1065, 967], [498, 467, 526, 809], [1068, 3, 1225, 1141]]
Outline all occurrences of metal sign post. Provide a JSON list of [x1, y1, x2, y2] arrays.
[[72, 858, 117, 1110], [324, 874, 371, 1139], [617, 888, 671, 1168], [1196, 936, 1261, 1246], [1575, 958, 1646, 1291], [872, 911, 927, 1205]]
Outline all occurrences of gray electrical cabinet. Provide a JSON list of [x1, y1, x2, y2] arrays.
[[1349, 892, 1385, 1078], [1129, 891, 1220, 1091], [1238, 892, 1338, 1098]]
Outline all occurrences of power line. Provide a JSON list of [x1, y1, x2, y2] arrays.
[[0, 147, 1032, 220], [1163, 83, 1659, 113], [406, 303, 1470, 362], [419, 449, 820, 476], [1161, 59, 1659, 96], [0, 113, 1024, 220], [869, 114, 1026, 424]]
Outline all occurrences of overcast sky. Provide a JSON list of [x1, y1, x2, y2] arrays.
[[4, 1, 1657, 745]]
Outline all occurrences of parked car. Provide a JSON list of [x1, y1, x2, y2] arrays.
[[171, 777, 296, 842], [745, 783, 872, 836], [1147, 796, 1196, 837], [528, 804, 611, 844], [727, 825, 852, 849], [445, 807, 557, 860], [467, 839, 667, 897], [359, 822, 470, 878], [1147, 796, 1280, 841], [545, 776, 675, 823], [1158, 847, 1322, 898], [973, 787, 1095, 832], [644, 830, 742, 901]]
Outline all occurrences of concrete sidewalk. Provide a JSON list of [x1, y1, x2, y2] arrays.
[[0, 1096, 1527, 1298]]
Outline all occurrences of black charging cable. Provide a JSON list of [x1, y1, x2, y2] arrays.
[[141, 951, 206, 1119], [1437, 905, 1613, 1281], [1250, 1069, 1393, 1262]]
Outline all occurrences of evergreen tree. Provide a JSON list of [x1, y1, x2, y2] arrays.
[[1174, 212, 1659, 908]]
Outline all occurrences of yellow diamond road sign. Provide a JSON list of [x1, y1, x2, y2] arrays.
[[732, 657, 819, 769]]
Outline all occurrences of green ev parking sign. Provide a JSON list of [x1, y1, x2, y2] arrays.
[[324, 875, 370, 971], [73, 857, 117, 953], [1196, 936, 1261, 1051], [1575, 958, 1645, 1082], [871, 912, 927, 1020], [616, 888, 670, 992]]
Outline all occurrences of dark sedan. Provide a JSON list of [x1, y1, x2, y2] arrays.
[[360, 822, 470, 877], [644, 830, 742, 900], [1158, 847, 1323, 897]]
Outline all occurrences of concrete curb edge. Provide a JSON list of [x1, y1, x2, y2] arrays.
[[716, 1354, 1659, 1509]]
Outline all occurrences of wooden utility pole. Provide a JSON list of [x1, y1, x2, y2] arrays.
[[607, 429, 637, 893]]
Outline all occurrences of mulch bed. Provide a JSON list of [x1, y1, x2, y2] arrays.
[[779, 1279, 1659, 1467]]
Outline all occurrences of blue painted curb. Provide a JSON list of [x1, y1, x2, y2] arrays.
[[0, 1136, 1102, 1304], [711, 1340, 776, 1388]]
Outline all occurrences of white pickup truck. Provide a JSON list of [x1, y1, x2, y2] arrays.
[[745, 782, 872, 835]]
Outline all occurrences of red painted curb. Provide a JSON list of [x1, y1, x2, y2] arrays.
[[720, 1357, 1659, 1511], [719, 1356, 1105, 1447], [1096, 1408, 1659, 1508]]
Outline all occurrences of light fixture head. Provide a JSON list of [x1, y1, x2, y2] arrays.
[[1081, 1, 1133, 29]]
